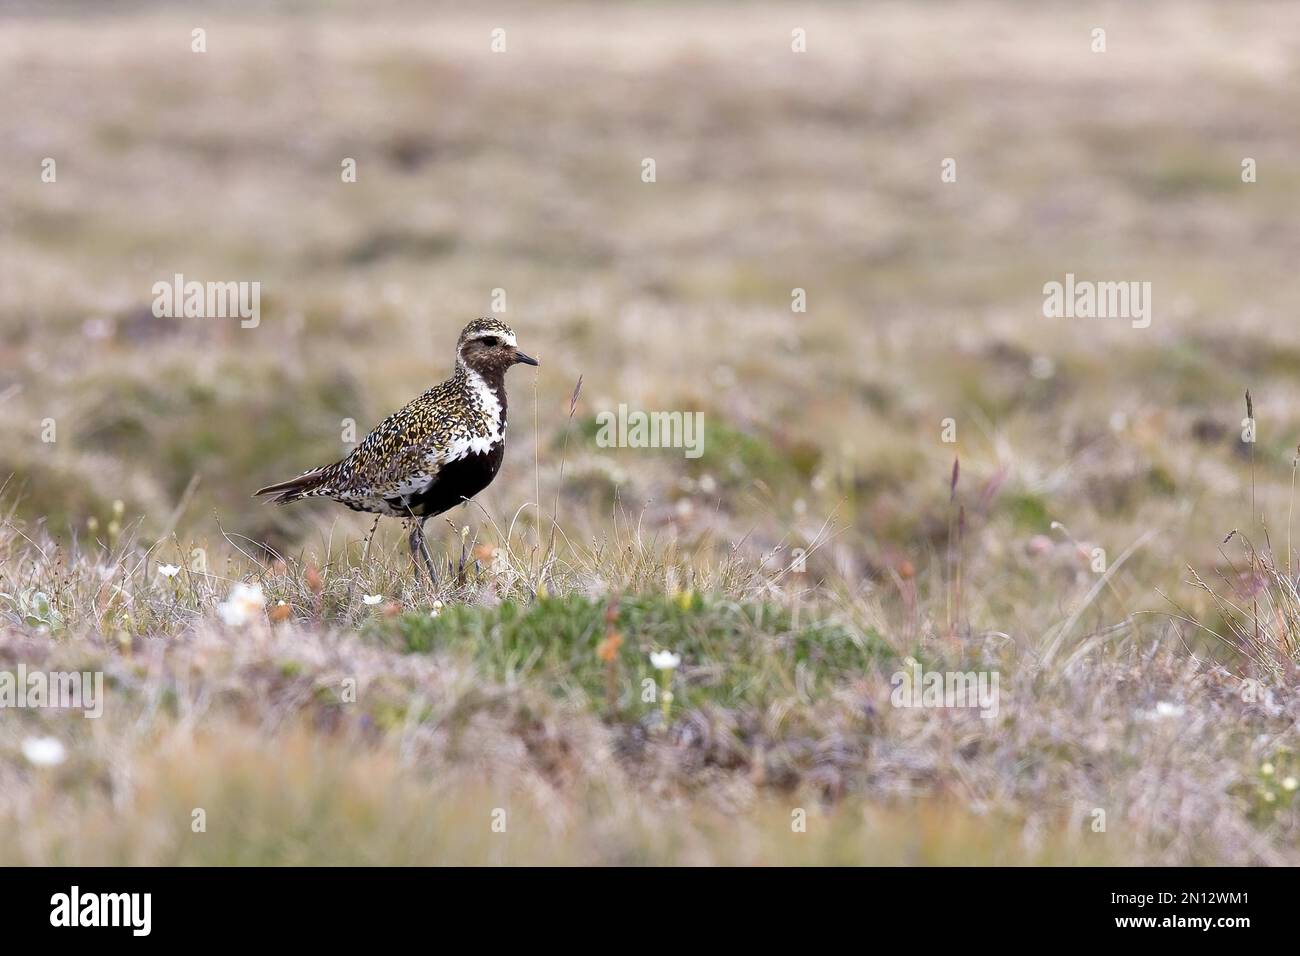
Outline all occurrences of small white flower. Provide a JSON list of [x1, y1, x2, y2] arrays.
[[1137, 701, 1186, 722], [22, 736, 67, 767], [650, 650, 681, 671], [216, 583, 266, 627], [1262, 762, 1276, 777], [362, 594, 383, 605], [1283, 776, 1298, 792], [431, 600, 444, 618], [158, 564, 181, 578]]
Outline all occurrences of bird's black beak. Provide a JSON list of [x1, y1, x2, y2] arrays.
[[514, 350, 539, 367]]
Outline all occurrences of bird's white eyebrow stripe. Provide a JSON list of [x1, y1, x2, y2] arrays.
[[469, 330, 517, 346]]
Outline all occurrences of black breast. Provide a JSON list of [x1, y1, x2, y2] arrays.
[[388, 441, 506, 518]]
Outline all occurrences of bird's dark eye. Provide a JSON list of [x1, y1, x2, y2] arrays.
[[481, 336, 500, 347]]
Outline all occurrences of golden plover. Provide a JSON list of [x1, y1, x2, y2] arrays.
[[253, 317, 539, 582]]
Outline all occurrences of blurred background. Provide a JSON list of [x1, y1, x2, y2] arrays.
[[3, 0, 1300, 632]]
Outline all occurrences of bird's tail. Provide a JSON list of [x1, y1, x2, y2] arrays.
[[252, 467, 333, 504]]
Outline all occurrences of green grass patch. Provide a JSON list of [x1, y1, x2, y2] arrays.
[[1003, 491, 1050, 532], [575, 413, 817, 491], [365, 593, 890, 719]]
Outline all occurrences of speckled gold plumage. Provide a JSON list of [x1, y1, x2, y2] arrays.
[[254, 318, 535, 520]]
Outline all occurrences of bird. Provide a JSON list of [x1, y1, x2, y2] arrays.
[[253, 317, 539, 584]]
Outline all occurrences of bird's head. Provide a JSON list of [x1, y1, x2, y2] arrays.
[[455, 317, 539, 377]]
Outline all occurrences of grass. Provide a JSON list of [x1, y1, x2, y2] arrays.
[[3, 506, 1298, 864], [4, 0, 1300, 864], [368, 593, 890, 716]]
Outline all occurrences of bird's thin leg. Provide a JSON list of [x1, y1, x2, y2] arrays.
[[408, 519, 438, 589], [420, 535, 440, 590], [360, 515, 381, 565], [407, 520, 423, 577]]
